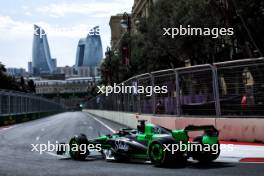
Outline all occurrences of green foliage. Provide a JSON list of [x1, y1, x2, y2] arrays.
[[100, 53, 130, 85], [131, 0, 224, 70], [0, 63, 20, 91], [233, 0, 264, 56], [27, 80, 36, 93], [0, 62, 36, 92], [100, 0, 264, 85]]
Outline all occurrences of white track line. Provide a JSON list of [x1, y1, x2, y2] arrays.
[[0, 124, 22, 132], [216, 156, 241, 163], [90, 116, 115, 133], [0, 126, 14, 132], [45, 152, 70, 159], [45, 115, 115, 159]]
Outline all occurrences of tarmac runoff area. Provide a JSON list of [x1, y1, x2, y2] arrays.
[[0, 112, 264, 176], [219, 141, 264, 163], [1, 115, 264, 164], [0, 115, 264, 164]]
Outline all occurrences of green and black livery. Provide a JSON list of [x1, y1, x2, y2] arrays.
[[57, 120, 220, 167]]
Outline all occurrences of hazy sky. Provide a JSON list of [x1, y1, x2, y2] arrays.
[[0, 0, 133, 70]]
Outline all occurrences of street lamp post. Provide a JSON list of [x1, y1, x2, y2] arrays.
[[120, 12, 131, 69], [120, 12, 131, 33], [105, 46, 112, 85]]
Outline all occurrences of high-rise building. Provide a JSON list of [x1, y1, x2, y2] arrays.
[[75, 26, 103, 72], [28, 61, 33, 74], [51, 58, 57, 70], [32, 24, 55, 76], [7, 68, 26, 77], [109, 14, 127, 50]]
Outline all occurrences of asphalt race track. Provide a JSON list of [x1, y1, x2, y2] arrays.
[[0, 112, 263, 176]]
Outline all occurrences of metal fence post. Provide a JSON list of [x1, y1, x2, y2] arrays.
[[210, 65, 221, 117], [0, 94, 2, 115], [25, 97, 27, 113], [175, 70, 181, 116], [150, 73, 156, 115], [20, 96, 23, 113], [0, 93, 2, 114], [7, 94, 10, 115], [137, 76, 141, 114]]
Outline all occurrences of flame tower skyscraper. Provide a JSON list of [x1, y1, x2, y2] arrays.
[[32, 25, 55, 76]]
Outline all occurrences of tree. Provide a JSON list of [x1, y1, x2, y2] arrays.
[[0, 62, 20, 91], [27, 80, 36, 93], [20, 76, 26, 91], [0, 62, 6, 72], [100, 0, 264, 84], [230, 0, 264, 57], [131, 0, 226, 69]]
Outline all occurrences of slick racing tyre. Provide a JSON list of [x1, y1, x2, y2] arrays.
[[57, 143, 66, 155], [192, 136, 220, 163], [69, 134, 90, 160], [149, 139, 186, 167]]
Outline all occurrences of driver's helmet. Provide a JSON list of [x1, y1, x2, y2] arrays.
[[137, 120, 146, 133]]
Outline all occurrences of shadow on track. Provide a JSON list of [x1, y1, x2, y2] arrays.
[[149, 161, 235, 169], [59, 155, 234, 170], [59, 155, 105, 162], [187, 161, 235, 170]]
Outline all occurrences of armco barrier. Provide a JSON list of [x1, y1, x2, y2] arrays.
[[85, 110, 264, 143], [0, 111, 62, 126], [0, 89, 65, 126]]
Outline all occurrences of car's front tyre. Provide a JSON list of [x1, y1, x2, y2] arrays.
[[149, 141, 167, 166], [69, 134, 89, 160]]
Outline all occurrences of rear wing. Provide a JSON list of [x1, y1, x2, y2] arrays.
[[184, 125, 219, 136]]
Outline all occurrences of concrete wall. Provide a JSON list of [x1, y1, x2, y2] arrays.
[[84, 110, 145, 128], [85, 110, 264, 143]]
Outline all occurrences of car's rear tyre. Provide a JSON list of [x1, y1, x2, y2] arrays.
[[192, 136, 220, 163], [69, 134, 89, 160]]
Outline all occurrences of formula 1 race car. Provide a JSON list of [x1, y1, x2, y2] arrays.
[[57, 120, 220, 167]]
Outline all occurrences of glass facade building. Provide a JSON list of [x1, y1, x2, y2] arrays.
[[32, 25, 55, 75], [75, 26, 103, 67]]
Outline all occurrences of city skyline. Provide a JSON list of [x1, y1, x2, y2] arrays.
[[0, 0, 133, 70]]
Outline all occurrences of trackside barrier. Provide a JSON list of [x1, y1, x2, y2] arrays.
[[87, 58, 264, 117], [85, 58, 264, 142], [0, 89, 64, 126], [85, 110, 264, 142]]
